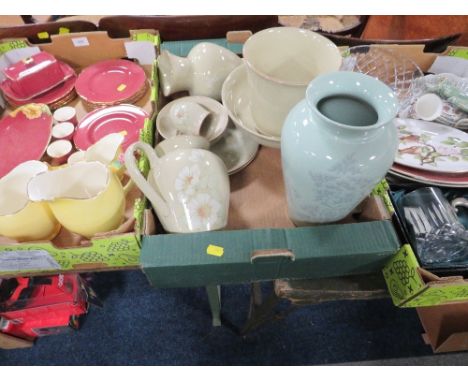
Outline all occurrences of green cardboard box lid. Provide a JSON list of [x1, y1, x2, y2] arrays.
[[141, 220, 400, 288]]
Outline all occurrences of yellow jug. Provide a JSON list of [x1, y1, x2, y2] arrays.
[[0, 161, 60, 242], [27, 161, 132, 239]]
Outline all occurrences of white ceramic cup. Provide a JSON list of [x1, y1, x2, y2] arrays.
[[53, 106, 77, 125], [414, 93, 443, 121], [243, 27, 342, 137], [52, 122, 75, 141], [169, 101, 211, 136], [46, 139, 73, 165]]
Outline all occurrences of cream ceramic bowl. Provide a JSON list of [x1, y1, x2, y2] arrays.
[[243, 27, 342, 137], [221, 64, 281, 149]]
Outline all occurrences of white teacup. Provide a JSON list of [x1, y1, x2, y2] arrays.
[[414, 93, 443, 121], [46, 139, 73, 165], [52, 122, 75, 141], [169, 101, 210, 136], [53, 106, 77, 125], [243, 27, 342, 137]]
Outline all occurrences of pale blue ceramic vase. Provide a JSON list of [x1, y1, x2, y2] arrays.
[[281, 71, 399, 224]]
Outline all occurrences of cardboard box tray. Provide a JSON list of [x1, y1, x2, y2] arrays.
[[0, 30, 159, 278], [142, 147, 401, 288]]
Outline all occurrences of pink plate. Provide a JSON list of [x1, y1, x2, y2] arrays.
[[75, 59, 147, 104], [0, 62, 76, 103], [0, 104, 53, 178], [74, 104, 149, 152], [391, 163, 468, 185]]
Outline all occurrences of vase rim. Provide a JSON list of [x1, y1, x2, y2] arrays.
[[306, 71, 399, 131]]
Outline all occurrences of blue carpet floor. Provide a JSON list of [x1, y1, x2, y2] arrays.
[[0, 270, 433, 365]]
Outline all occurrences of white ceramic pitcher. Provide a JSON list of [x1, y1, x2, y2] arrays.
[[125, 136, 230, 233], [0, 161, 60, 242]]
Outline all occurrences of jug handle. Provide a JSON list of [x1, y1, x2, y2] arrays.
[[124, 142, 170, 218]]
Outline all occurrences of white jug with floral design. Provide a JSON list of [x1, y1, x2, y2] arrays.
[[125, 136, 230, 233]]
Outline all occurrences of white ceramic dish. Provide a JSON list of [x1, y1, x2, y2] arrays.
[[395, 118, 468, 174], [221, 64, 281, 149], [211, 121, 259, 175], [157, 96, 228, 144]]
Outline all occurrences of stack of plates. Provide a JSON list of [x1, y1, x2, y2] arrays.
[[389, 118, 468, 188], [75, 59, 148, 110], [2, 62, 77, 110]]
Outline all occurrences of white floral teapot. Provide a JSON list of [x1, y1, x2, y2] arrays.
[[125, 136, 230, 233]]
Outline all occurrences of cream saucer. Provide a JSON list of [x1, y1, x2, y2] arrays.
[[157, 96, 228, 144], [211, 121, 259, 175], [221, 64, 281, 149]]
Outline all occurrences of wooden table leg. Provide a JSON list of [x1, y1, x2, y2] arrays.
[[241, 282, 284, 336], [205, 285, 221, 327]]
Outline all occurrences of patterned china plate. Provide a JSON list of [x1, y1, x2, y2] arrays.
[[395, 118, 468, 174], [0, 104, 52, 178], [75, 59, 147, 105], [74, 104, 149, 152]]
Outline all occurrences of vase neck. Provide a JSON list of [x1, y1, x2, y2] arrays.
[[158, 51, 192, 96]]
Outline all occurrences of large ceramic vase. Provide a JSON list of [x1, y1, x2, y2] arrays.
[[281, 71, 399, 224], [157, 42, 242, 101]]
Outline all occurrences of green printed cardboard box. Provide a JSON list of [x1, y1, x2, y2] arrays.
[[384, 244, 468, 308], [0, 30, 160, 277]]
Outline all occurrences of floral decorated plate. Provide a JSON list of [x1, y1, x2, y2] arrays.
[[0, 104, 52, 178], [395, 118, 468, 174]]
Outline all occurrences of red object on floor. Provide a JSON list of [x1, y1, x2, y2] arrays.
[[0, 275, 89, 340]]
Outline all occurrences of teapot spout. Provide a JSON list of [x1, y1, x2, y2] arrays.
[[157, 50, 191, 97]]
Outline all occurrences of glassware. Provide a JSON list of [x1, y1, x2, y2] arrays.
[[399, 187, 468, 266]]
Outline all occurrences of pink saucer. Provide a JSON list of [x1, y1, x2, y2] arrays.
[[74, 104, 149, 152], [75, 59, 147, 104], [0, 104, 53, 178]]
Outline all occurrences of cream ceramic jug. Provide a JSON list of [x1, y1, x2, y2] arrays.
[[27, 161, 132, 238], [0, 161, 60, 242], [125, 137, 230, 233]]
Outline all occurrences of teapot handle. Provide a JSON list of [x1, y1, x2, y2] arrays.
[[124, 142, 170, 218]]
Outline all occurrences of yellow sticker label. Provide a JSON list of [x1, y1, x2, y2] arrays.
[[59, 27, 70, 35], [117, 84, 127, 92], [207, 245, 224, 257], [37, 31, 49, 40]]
